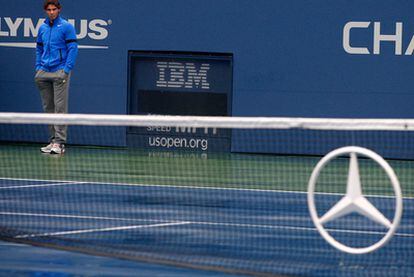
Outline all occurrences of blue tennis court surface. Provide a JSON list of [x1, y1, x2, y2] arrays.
[[1, 177, 413, 276]]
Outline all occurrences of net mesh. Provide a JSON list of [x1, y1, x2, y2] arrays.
[[0, 113, 413, 276]]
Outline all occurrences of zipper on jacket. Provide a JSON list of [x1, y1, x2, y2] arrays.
[[47, 24, 53, 70], [59, 49, 62, 62]]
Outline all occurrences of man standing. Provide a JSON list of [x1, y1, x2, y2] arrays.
[[35, 0, 78, 154]]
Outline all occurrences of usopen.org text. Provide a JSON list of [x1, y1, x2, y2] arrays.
[[148, 136, 208, 151]]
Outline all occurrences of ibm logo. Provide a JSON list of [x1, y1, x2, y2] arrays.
[[156, 62, 210, 90]]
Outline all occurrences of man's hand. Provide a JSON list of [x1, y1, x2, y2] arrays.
[[58, 69, 69, 81]]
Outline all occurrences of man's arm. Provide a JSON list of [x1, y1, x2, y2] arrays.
[[35, 29, 44, 71], [63, 24, 78, 74]]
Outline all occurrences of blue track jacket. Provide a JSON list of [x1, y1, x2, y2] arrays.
[[36, 16, 78, 73]]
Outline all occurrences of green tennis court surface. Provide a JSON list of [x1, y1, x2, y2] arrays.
[[1, 143, 413, 196]]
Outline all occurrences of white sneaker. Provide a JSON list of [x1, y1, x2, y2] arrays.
[[40, 143, 54, 153], [50, 143, 65, 155]]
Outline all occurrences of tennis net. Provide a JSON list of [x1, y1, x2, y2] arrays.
[[0, 113, 413, 276]]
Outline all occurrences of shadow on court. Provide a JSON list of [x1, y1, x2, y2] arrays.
[[0, 242, 242, 276]]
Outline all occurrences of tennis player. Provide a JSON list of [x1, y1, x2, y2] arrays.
[[35, 0, 78, 154]]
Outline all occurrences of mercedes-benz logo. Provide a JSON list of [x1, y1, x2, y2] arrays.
[[307, 146, 403, 254]]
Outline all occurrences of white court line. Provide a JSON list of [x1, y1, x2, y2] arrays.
[[1, 177, 413, 199], [0, 242, 28, 247], [0, 212, 165, 223], [188, 221, 414, 238], [0, 182, 86, 189], [3, 211, 413, 238], [1, 177, 413, 238], [15, 222, 190, 238]]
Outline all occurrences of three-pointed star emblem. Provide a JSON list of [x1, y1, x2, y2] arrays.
[[307, 146, 403, 254], [319, 153, 391, 228]]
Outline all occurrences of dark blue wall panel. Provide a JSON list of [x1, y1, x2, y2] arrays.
[[1, 1, 414, 153]]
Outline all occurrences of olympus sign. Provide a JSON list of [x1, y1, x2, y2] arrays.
[[343, 21, 414, 55], [0, 17, 110, 49]]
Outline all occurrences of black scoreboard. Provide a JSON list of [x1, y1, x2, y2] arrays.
[[127, 51, 233, 152]]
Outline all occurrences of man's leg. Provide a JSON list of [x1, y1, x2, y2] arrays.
[[53, 70, 71, 144], [35, 70, 55, 143]]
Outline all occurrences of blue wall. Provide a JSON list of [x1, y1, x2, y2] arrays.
[[1, 1, 414, 152]]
